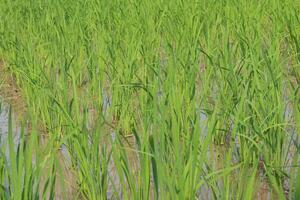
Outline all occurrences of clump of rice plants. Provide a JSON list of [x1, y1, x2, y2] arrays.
[[0, 0, 299, 199]]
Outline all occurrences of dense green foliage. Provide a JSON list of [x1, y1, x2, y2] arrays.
[[0, 0, 300, 199]]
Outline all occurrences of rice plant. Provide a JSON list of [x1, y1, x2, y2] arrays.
[[0, 0, 299, 199]]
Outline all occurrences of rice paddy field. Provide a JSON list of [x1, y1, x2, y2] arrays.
[[0, 0, 300, 199]]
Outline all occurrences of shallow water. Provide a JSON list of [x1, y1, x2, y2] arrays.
[[0, 97, 298, 199], [0, 99, 124, 199], [0, 100, 21, 151]]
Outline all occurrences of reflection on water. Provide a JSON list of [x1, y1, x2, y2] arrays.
[[0, 100, 21, 152]]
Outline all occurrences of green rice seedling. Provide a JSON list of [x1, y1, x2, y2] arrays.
[[0, 108, 60, 199], [0, 0, 300, 199]]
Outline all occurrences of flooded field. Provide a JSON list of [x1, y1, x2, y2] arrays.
[[1, 0, 300, 199], [1, 99, 298, 199]]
